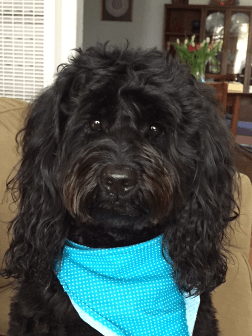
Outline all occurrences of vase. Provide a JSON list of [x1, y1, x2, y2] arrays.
[[193, 61, 207, 83], [195, 71, 205, 83]]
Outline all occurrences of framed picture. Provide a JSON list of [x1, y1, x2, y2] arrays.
[[101, 0, 133, 22]]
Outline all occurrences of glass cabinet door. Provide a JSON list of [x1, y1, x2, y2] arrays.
[[228, 12, 250, 85], [205, 11, 225, 74]]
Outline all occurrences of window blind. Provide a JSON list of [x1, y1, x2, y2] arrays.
[[0, 0, 44, 101]]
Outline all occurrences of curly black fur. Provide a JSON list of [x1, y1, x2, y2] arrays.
[[2, 43, 239, 336]]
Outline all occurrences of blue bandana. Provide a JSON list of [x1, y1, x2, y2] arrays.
[[55, 235, 200, 336]]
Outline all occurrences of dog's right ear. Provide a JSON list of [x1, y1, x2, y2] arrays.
[[2, 62, 78, 285]]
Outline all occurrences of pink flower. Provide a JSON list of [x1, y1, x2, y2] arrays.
[[196, 43, 201, 51]]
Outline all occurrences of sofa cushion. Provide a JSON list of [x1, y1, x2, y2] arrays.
[[212, 173, 252, 336], [0, 98, 28, 210], [0, 98, 28, 335], [0, 98, 28, 275], [224, 174, 252, 259]]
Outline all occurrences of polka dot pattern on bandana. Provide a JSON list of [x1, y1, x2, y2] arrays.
[[55, 235, 200, 336]]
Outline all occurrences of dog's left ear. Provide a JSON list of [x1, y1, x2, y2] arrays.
[[162, 79, 240, 296]]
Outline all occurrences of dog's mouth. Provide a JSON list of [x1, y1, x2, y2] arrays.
[[88, 197, 149, 224]]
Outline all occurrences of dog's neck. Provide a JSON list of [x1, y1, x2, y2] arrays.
[[67, 217, 166, 248]]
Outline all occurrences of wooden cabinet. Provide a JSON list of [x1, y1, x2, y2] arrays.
[[163, 4, 252, 93]]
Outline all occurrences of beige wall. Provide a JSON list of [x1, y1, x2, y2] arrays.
[[83, 0, 170, 50], [82, 0, 251, 51]]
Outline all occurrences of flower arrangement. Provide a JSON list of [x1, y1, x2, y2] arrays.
[[172, 35, 223, 81]]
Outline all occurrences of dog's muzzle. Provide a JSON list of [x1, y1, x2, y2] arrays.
[[100, 164, 137, 196]]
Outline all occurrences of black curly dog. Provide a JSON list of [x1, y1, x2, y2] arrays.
[[2, 44, 239, 335]]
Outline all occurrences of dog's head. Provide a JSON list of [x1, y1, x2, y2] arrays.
[[4, 44, 239, 294]]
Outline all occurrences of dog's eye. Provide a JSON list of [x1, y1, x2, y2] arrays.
[[89, 120, 101, 131], [149, 125, 163, 138]]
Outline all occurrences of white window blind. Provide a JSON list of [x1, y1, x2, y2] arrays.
[[0, 0, 44, 101]]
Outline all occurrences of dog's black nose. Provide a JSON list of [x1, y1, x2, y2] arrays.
[[100, 165, 137, 195]]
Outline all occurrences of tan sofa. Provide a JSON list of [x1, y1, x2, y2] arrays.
[[0, 97, 252, 336]]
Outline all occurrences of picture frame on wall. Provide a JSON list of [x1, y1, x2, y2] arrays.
[[101, 0, 133, 22]]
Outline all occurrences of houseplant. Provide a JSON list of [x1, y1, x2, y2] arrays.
[[172, 35, 223, 81]]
